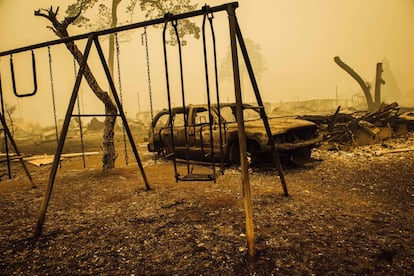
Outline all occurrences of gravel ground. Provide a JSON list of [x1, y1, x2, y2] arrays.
[[0, 135, 413, 275]]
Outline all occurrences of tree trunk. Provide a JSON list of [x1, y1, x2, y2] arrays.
[[334, 56, 375, 111], [374, 62, 386, 110], [65, 41, 118, 169], [35, 8, 117, 169]]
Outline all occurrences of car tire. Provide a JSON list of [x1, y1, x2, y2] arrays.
[[229, 143, 239, 164], [247, 143, 259, 166], [289, 147, 311, 166], [229, 142, 259, 166], [160, 143, 172, 159]]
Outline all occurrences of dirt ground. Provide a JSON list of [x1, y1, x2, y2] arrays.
[[0, 133, 413, 275]]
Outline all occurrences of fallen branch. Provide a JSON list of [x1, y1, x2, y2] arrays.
[[374, 146, 414, 156]]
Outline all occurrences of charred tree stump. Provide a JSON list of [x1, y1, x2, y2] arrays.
[[375, 62, 386, 109]]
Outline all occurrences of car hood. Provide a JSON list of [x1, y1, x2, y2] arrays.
[[225, 117, 316, 134]]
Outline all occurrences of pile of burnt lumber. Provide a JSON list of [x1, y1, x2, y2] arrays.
[[298, 102, 414, 147]]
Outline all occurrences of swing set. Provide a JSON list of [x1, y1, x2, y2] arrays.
[[0, 2, 288, 257], [0, 52, 36, 186]]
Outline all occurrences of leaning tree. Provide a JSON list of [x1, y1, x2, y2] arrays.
[[219, 38, 266, 101], [35, 0, 199, 170], [334, 56, 385, 112]]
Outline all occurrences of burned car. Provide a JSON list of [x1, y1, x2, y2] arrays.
[[147, 104, 322, 166]]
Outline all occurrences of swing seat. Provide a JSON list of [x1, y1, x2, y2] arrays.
[[164, 152, 175, 158], [179, 173, 216, 182]]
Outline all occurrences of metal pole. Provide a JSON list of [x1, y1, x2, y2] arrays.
[[202, 9, 216, 180], [171, 19, 191, 176], [227, 3, 255, 259], [0, 112, 35, 187], [35, 35, 95, 237], [0, 72, 11, 179], [208, 14, 225, 175], [234, 18, 289, 196], [0, 2, 239, 58], [163, 18, 179, 181], [93, 36, 150, 191]]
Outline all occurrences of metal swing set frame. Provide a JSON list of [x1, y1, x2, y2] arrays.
[[0, 2, 288, 256]]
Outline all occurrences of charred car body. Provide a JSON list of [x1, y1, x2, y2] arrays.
[[148, 104, 322, 166]]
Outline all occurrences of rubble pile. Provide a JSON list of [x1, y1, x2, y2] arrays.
[[298, 102, 414, 150]]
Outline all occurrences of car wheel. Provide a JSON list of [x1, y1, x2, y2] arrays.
[[160, 143, 173, 159], [229, 143, 240, 164], [289, 147, 311, 166], [247, 143, 259, 166], [229, 142, 259, 166]]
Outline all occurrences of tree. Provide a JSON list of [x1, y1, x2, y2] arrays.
[[4, 104, 16, 136], [65, 0, 200, 76], [219, 38, 266, 101], [130, 0, 200, 45], [334, 56, 385, 112], [1, 104, 16, 153], [35, 0, 199, 170]]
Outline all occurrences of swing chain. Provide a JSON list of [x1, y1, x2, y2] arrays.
[[47, 46, 59, 145], [115, 33, 129, 165], [115, 33, 123, 101], [141, 27, 154, 123], [141, 27, 157, 163], [73, 57, 86, 168]]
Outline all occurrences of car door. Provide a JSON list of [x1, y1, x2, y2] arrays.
[[192, 107, 222, 159], [150, 111, 170, 153], [170, 110, 188, 156], [156, 109, 187, 157]]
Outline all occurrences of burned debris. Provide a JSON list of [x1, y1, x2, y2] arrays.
[[298, 102, 414, 149]]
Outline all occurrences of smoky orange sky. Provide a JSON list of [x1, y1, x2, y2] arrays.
[[0, 0, 413, 126]]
